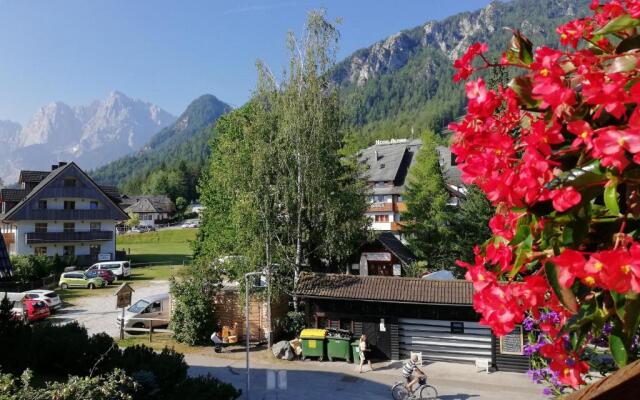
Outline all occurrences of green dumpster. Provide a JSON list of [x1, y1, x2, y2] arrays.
[[300, 328, 327, 361], [351, 341, 361, 364], [326, 329, 352, 362]]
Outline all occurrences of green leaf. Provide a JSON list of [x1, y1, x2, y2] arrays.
[[506, 29, 534, 65], [510, 215, 532, 245], [623, 294, 640, 347], [609, 334, 628, 367], [608, 54, 638, 73], [616, 35, 640, 53], [604, 179, 621, 216], [594, 13, 640, 36], [545, 262, 578, 313], [510, 234, 533, 278], [546, 160, 606, 190], [508, 76, 538, 108], [611, 290, 627, 320]]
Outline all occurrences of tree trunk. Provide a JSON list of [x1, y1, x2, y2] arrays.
[[293, 151, 303, 312]]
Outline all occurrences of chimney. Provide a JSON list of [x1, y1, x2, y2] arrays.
[[58, 161, 67, 167], [51, 164, 58, 171]]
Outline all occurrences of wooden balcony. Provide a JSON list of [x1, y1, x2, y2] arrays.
[[367, 202, 394, 213], [25, 230, 113, 244], [390, 222, 403, 232], [395, 202, 407, 213], [18, 209, 113, 221]]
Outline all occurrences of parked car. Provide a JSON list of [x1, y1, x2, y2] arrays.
[[87, 261, 131, 279], [3, 293, 27, 322], [141, 225, 156, 232], [23, 298, 50, 322], [59, 272, 106, 289], [130, 227, 143, 234], [24, 290, 62, 312], [117, 293, 171, 333], [85, 268, 116, 284]]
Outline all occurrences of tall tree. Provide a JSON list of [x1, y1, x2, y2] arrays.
[[401, 131, 457, 271]]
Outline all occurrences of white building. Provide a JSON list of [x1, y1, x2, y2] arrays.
[[0, 162, 128, 265]]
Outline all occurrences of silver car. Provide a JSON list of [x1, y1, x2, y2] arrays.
[[24, 289, 62, 312]]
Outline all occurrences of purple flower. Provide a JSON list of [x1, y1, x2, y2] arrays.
[[543, 387, 552, 396], [523, 316, 535, 332]]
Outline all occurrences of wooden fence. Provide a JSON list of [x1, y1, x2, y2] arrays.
[[0, 274, 58, 293]]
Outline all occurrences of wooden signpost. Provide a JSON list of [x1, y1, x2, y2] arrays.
[[114, 283, 134, 340]]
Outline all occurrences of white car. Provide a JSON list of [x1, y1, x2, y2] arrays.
[[23, 289, 62, 312], [87, 261, 131, 279]]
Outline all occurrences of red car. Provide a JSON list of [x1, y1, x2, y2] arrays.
[[24, 299, 50, 322], [85, 268, 116, 284]]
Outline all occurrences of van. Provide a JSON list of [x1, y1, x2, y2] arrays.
[[2, 292, 27, 322], [117, 293, 171, 332], [87, 261, 131, 279]]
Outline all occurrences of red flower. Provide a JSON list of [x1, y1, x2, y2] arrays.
[[551, 249, 586, 288], [567, 120, 594, 150], [453, 42, 488, 82], [556, 19, 591, 48], [549, 187, 582, 212]]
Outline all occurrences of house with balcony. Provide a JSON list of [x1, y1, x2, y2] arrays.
[[0, 162, 128, 266], [358, 139, 465, 238]]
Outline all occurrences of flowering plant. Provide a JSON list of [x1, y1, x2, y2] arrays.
[[450, 0, 640, 391]]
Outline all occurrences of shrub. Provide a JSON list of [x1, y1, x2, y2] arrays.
[[275, 311, 306, 340], [170, 276, 217, 345], [164, 374, 241, 400], [119, 345, 188, 393]]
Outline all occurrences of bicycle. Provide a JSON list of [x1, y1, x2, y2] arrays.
[[391, 377, 438, 400]]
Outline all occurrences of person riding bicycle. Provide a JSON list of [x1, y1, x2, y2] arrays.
[[402, 354, 426, 392]]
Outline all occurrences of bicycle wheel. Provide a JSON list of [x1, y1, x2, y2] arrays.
[[418, 385, 438, 400], [391, 382, 410, 400]]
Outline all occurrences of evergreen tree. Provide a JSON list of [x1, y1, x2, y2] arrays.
[[451, 185, 493, 265], [401, 131, 456, 271]]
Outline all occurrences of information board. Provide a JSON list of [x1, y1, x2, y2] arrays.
[[500, 325, 524, 355]]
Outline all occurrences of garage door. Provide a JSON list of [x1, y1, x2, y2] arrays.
[[399, 318, 492, 363]]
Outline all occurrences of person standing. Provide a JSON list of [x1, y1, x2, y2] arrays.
[[358, 334, 373, 372]]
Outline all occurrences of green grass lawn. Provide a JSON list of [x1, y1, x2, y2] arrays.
[[116, 228, 197, 264]]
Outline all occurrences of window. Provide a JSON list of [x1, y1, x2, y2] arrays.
[[63, 177, 76, 187], [90, 201, 99, 209], [89, 244, 101, 257], [63, 246, 75, 257], [64, 201, 75, 210], [34, 246, 47, 256], [451, 153, 457, 166], [374, 214, 389, 222], [451, 322, 464, 334], [63, 223, 75, 233], [148, 301, 162, 313], [37, 200, 47, 210], [373, 195, 386, 203], [90, 222, 101, 232], [35, 223, 47, 233]]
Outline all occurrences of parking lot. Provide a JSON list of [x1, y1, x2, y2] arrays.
[[50, 279, 170, 337]]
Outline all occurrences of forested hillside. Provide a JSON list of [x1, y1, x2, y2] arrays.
[[336, 0, 590, 150]]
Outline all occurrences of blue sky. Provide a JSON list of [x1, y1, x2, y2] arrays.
[[0, 0, 492, 124]]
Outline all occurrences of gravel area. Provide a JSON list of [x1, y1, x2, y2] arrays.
[[50, 280, 170, 337]]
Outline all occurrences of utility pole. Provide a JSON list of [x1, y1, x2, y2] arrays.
[[244, 271, 263, 400]]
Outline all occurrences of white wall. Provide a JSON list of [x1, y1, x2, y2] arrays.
[[14, 220, 116, 257], [43, 198, 103, 210]]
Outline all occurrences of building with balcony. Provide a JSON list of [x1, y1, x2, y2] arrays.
[[358, 139, 465, 237], [0, 162, 128, 266]]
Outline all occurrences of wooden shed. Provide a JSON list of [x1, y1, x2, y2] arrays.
[[296, 272, 530, 372], [213, 283, 288, 342]]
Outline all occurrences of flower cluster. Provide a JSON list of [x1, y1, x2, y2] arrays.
[[450, 0, 640, 391]]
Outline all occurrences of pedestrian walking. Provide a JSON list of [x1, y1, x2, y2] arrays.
[[358, 334, 373, 372]]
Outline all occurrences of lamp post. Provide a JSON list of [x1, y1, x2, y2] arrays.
[[244, 271, 263, 400]]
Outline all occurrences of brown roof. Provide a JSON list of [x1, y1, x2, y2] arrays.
[[99, 185, 122, 203], [0, 188, 30, 203], [18, 170, 50, 183], [296, 272, 473, 305]]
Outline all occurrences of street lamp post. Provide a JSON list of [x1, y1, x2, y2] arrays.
[[244, 271, 263, 400]]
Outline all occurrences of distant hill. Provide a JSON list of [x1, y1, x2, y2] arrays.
[[90, 94, 232, 188]]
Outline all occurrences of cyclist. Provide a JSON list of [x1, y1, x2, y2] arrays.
[[402, 354, 426, 393]]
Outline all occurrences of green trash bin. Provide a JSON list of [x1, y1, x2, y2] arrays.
[[351, 341, 361, 364], [300, 329, 327, 361], [326, 329, 352, 362]]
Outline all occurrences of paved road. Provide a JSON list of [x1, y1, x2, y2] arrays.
[[50, 280, 170, 337], [187, 352, 545, 400]]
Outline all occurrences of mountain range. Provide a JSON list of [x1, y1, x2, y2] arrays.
[[2, 0, 590, 192], [0, 91, 175, 183]]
